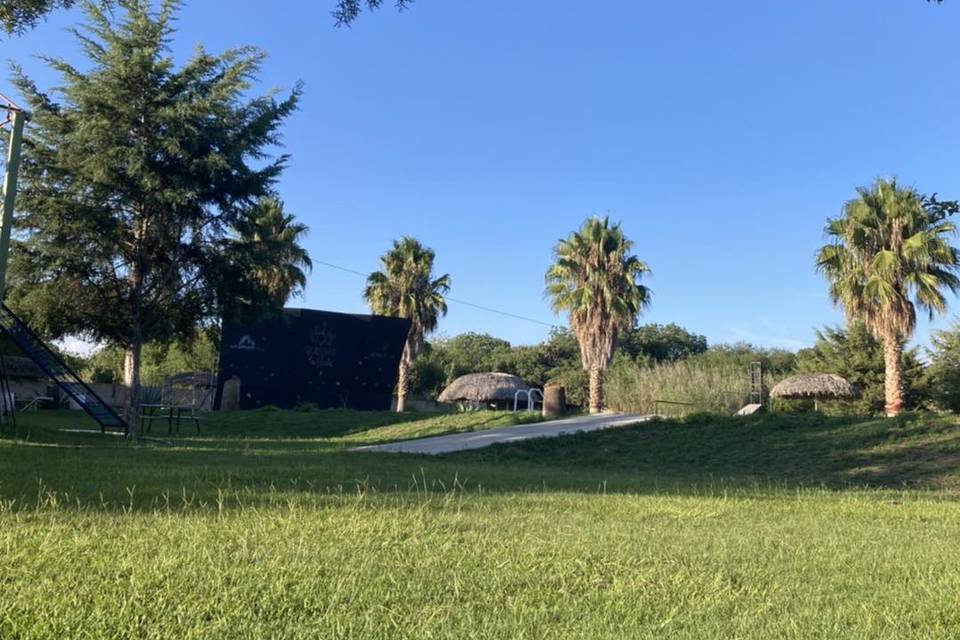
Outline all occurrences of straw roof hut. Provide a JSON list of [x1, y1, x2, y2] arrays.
[[438, 372, 531, 408], [771, 373, 858, 409]]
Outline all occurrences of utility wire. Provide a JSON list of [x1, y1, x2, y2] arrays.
[[312, 259, 560, 329]]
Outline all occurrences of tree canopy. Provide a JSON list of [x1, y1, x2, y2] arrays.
[[0, 0, 416, 34], [9, 0, 302, 429]]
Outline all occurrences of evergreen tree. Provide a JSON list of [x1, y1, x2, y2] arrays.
[[794, 322, 928, 415], [9, 0, 301, 432], [927, 320, 960, 413]]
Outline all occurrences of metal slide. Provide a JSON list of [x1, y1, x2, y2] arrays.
[[0, 303, 128, 434]]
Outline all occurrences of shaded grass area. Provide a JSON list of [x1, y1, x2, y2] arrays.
[[462, 411, 960, 491], [3, 409, 960, 638]]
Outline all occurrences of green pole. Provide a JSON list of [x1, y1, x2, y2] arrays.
[[0, 108, 27, 299]]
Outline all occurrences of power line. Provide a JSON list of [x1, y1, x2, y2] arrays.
[[312, 259, 560, 329]]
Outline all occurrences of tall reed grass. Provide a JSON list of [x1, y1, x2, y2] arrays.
[[605, 360, 775, 416]]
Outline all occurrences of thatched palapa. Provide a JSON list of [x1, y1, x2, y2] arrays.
[[771, 374, 858, 401], [438, 372, 531, 405]]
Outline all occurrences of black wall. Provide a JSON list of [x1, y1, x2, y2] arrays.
[[216, 308, 410, 411]]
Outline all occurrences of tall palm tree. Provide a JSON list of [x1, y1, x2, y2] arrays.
[[546, 216, 651, 413], [817, 178, 960, 416], [233, 198, 312, 307], [364, 237, 450, 412]]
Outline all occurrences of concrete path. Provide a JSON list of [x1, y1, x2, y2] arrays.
[[354, 413, 651, 455]]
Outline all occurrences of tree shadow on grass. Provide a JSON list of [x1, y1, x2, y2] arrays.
[[452, 412, 960, 492]]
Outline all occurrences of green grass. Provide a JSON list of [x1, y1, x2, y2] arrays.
[[2, 409, 960, 638]]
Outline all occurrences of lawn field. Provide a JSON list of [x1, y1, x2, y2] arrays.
[[2, 409, 960, 639]]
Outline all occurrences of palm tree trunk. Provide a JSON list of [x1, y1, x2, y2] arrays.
[[882, 331, 905, 417], [396, 349, 410, 413], [588, 365, 605, 414]]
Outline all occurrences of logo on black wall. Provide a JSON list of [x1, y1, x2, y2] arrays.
[[231, 335, 262, 351], [306, 323, 337, 368]]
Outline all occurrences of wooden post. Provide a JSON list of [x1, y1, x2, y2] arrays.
[[542, 384, 566, 419], [0, 108, 27, 299]]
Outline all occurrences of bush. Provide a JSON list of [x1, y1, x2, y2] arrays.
[[795, 322, 928, 415], [928, 320, 960, 413], [605, 359, 764, 416]]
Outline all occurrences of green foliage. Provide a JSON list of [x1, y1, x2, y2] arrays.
[[690, 342, 796, 374], [9, 0, 299, 386], [364, 237, 450, 409], [333, 0, 414, 26], [83, 330, 218, 386], [545, 216, 651, 375], [364, 237, 450, 355], [411, 325, 742, 410], [1, 0, 409, 36], [618, 323, 708, 363], [8, 0, 301, 426], [817, 181, 959, 340], [435, 332, 511, 378], [816, 179, 959, 414], [0, 0, 74, 34], [792, 322, 928, 415], [220, 198, 312, 320], [927, 319, 960, 413], [605, 359, 757, 415]]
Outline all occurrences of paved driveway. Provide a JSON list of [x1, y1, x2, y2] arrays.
[[353, 413, 651, 455]]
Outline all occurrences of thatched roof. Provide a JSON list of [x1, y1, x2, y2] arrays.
[[770, 373, 858, 400], [0, 356, 46, 379], [438, 372, 531, 403]]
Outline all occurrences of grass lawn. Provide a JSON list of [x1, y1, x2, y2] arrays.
[[2, 409, 960, 638]]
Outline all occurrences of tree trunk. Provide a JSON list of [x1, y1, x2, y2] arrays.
[[882, 331, 905, 417], [395, 341, 412, 413], [126, 211, 147, 436], [396, 356, 409, 413], [588, 365, 605, 414], [124, 336, 143, 436]]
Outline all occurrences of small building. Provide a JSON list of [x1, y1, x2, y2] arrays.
[[0, 355, 56, 407]]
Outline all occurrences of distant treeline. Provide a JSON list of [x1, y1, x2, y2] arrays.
[[411, 320, 960, 416]]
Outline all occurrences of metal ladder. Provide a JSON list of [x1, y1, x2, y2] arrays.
[[749, 361, 764, 406]]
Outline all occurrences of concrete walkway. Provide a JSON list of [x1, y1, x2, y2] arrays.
[[354, 412, 651, 455]]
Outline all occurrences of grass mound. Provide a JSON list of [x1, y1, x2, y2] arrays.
[[2, 409, 960, 638]]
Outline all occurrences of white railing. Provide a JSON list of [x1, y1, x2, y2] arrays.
[[513, 388, 544, 412]]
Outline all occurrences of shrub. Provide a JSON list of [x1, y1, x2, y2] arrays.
[[605, 359, 764, 416]]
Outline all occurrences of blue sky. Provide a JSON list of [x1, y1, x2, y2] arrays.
[[6, 0, 960, 351]]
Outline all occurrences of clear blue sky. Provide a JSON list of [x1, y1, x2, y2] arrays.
[[6, 0, 960, 351]]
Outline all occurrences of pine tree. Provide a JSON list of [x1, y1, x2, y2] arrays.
[[9, 0, 301, 433]]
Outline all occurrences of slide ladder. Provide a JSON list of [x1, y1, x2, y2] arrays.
[[0, 303, 128, 434]]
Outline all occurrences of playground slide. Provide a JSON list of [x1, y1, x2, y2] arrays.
[[0, 303, 128, 434]]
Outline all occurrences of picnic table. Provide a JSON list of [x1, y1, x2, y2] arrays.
[[140, 403, 205, 435]]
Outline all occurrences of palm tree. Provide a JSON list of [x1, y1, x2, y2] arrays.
[[817, 178, 960, 416], [546, 216, 651, 413], [234, 198, 312, 307], [364, 237, 450, 412]]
